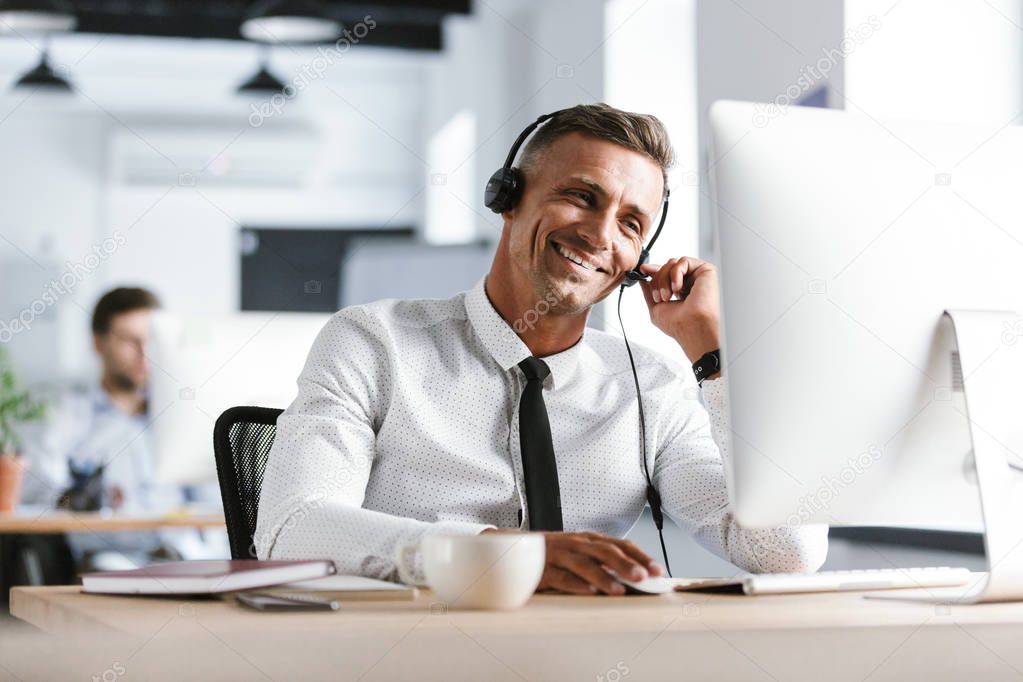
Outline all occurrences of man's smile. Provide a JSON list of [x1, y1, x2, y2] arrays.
[[549, 239, 607, 274]]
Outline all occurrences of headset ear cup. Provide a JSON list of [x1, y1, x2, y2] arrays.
[[484, 167, 523, 214]]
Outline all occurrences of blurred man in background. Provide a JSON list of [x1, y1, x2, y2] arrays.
[[20, 287, 223, 572]]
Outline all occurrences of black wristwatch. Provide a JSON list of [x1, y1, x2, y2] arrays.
[[692, 349, 720, 384]]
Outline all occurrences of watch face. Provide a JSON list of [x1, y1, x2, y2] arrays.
[[693, 350, 720, 382]]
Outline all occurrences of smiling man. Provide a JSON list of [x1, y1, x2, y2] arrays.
[[255, 103, 828, 594]]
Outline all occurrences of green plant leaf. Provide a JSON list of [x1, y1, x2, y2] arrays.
[[0, 347, 48, 453]]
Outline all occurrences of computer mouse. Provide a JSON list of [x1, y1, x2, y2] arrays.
[[605, 570, 675, 595]]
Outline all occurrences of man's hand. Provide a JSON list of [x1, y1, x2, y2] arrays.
[[483, 528, 663, 595], [638, 257, 721, 365], [109, 485, 124, 510]]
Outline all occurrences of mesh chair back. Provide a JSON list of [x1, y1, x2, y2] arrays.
[[213, 406, 284, 559]]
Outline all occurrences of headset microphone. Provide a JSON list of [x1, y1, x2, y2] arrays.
[[486, 109, 674, 576]]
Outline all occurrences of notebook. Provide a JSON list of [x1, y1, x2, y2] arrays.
[[81, 559, 336, 595]]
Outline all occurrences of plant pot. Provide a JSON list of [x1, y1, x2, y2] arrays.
[[0, 455, 27, 512]]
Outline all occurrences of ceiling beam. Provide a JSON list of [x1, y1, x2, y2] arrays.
[[62, 1, 471, 51], [73, 10, 445, 50]]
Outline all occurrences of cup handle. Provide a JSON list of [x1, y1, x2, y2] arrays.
[[395, 542, 421, 586]]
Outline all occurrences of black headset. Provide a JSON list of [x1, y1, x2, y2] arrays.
[[484, 109, 674, 576]]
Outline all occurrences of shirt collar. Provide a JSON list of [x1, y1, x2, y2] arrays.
[[89, 384, 148, 419], [90, 385, 116, 413], [464, 276, 583, 390]]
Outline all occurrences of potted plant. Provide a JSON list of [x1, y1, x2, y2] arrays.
[[0, 348, 46, 512]]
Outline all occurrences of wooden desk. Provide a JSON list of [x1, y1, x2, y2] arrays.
[[0, 511, 225, 534], [8, 585, 1023, 681], [0, 512, 225, 591]]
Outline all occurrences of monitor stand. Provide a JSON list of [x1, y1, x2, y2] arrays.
[[870, 309, 1023, 604]]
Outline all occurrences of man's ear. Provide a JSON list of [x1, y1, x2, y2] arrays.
[[500, 206, 517, 233], [92, 333, 103, 356]]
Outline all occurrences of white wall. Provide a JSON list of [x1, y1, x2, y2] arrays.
[[0, 35, 429, 384], [422, 12, 496, 245], [602, 0, 699, 356], [0, 98, 108, 381], [846, 0, 1023, 124], [696, 0, 846, 256]]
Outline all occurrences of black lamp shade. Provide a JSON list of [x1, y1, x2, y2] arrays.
[[237, 64, 288, 95], [14, 50, 71, 90]]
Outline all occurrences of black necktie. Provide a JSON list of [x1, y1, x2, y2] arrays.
[[518, 357, 563, 531]]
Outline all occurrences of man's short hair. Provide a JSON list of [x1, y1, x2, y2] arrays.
[[91, 287, 161, 335], [518, 102, 675, 195]]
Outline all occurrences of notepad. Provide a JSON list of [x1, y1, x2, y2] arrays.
[[267, 574, 419, 601]]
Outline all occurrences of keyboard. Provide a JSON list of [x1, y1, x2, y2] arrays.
[[676, 567, 974, 595]]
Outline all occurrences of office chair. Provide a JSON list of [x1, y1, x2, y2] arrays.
[[0, 534, 74, 602], [212, 406, 283, 560]]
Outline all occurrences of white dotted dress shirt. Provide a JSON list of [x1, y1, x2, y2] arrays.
[[255, 278, 828, 584]]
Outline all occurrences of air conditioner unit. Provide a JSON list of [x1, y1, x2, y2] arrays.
[[109, 119, 322, 187]]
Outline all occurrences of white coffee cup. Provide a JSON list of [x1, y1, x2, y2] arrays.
[[401, 533, 545, 610]]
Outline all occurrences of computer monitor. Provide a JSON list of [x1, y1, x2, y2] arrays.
[[708, 100, 1023, 533], [148, 311, 330, 485]]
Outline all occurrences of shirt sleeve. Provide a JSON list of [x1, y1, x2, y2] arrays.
[[253, 306, 493, 585], [653, 376, 828, 574]]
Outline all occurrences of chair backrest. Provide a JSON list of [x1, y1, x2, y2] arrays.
[[213, 406, 284, 559]]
